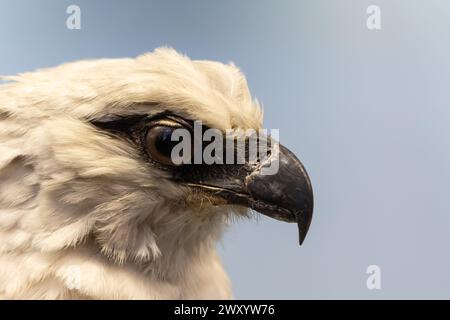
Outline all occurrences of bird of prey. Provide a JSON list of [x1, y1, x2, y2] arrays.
[[0, 48, 313, 299]]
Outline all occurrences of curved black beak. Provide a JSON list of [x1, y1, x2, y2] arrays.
[[243, 144, 314, 245], [177, 141, 314, 246]]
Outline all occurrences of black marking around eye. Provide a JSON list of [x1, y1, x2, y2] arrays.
[[89, 112, 196, 170], [90, 115, 148, 135], [89, 112, 192, 134], [89, 113, 262, 174]]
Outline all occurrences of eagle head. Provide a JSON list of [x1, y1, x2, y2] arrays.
[[0, 48, 313, 299]]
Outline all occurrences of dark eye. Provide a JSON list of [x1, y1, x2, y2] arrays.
[[145, 126, 181, 166]]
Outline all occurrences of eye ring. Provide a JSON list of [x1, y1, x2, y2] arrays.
[[145, 124, 183, 166]]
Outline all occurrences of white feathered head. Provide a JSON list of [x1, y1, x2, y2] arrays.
[[0, 48, 312, 276]]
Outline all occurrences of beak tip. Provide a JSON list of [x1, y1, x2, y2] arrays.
[[296, 201, 313, 246], [297, 218, 310, 246]]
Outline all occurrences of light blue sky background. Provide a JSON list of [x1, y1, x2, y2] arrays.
[[1, 0, 449, 299]]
